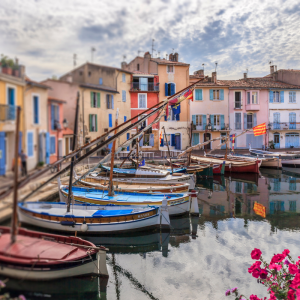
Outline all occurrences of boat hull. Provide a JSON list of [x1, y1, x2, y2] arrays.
[[225, 161, 259, 173], [281, 159, 300, 168]]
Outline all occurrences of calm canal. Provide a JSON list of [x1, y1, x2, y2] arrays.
[[2, 168, 300, 300]]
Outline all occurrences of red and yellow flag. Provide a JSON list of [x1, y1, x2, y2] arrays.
[[253, 202, 266, 218], [159, 131, 163, 145], [253, 123, 266, 136]]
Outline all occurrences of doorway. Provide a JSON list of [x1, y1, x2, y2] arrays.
[[273, 133, 280, 149], [204, 133, 211, 150], [175, 134, 181, 150]]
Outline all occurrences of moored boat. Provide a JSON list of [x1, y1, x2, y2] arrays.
[[230, 154, 282, 169], [59, 185, 190, 216], [18, 202, 170, 234], [0, 226, 108, 280]]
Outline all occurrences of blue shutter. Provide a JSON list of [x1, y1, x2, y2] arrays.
[[124, 116, 127, 122], [51, 104, 54, 130], [45, 132, 50, 164], [149, 134, 154, 146], [220, 115, 225, 129], [50, 136, 56, 154], [10, 88, 15, 105], [280, 201, 285, 212], [244, 113, 247, 129], [127, 133, 130, 151], [220, 89, 224, 100], [192, 133, 199, 145], [19, 131, 22, 154], [112, 95, 114, 109], [171, 134, 175, 146], [160, 136, 164, 147], [109, 114, 112, 127], [210, 89, 213, 100], [34, 96, 39, 124], [170, 83, 175, 96], [269, 91, 273, 103], [177, 104, 181, 114], [165, 83, 168, 96], [176, 113, 180, 121], [210, 114, 214, 126], [192, 115, 196, 125], [56, 105, 60, 124], [253, 113, 257, 127], [139, 137, 143, 146], [164, 115, 167, 121], [27, 132, 33, 157], [195, 89, 202, 100], [280, 91, 284, 103], [99, 78, 103, 85], [289, 112, 296, 129], [0, 132, 6, 175], [203, 115, 207, 129]]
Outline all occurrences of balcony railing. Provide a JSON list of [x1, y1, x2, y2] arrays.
[[269, 123, 300, 130], [234, 101, 242, 109], [245, 103, 260, 111], [193, 124, 230, 131], [130, 82, 159, 92], [0, 104, 16, 121]]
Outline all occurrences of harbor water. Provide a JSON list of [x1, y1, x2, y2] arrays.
[[2, 168, 300, 299]]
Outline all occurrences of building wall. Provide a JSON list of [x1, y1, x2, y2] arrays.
[[229, 89, 269, 149], [0, 74, 25, 174], [276, 70, 300, 86], [24, 86, 48, 170]]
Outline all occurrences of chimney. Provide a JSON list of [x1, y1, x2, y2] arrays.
[[270, 65, 275, 74], [66, 73, 73, 83], [174, 52, 179, 62], [121, 61, 127, 70], [19, 65, 25, 79], [244, 72, 247, 80], [169, 53, 174, 61], [212, 72, 217, 84]]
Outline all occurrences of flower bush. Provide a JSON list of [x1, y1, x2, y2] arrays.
[[225, 249, 300, 300], [0, 280, 26, 300]]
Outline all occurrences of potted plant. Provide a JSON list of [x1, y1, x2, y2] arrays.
[[0, 56, 14, 75]]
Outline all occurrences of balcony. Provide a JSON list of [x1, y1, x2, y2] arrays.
[[193, 124, 230, 131], [269, 122, 300, 130], [245, 103, 260, 111], [130, 82, 159, 92], [0, 104, 16, 121]]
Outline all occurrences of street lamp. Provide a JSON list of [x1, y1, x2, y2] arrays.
[[207, 123, 212, 131]]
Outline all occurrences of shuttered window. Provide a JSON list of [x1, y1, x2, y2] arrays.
[[122, 73, 126, 82], [273, 91, 280, 103], [27, 132, 34, 157], [89, 114, 97, 132], [289, 91, 296, 103], [122, 90, 126, 102], [195, 89, 202, 101], [138, 94, 147, 108], [33, 96, 39, 124], [106, 94, 114, 109], [50, 136, 56, 154]]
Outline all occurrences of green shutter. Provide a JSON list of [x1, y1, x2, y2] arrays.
[[95, 115, 98, 132], [89, 114, 92, 131], [97, 93, 100, 107], [90, 92, 93, 107]]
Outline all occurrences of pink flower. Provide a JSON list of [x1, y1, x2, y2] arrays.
[[296, 289, 300, 299], [283, 249, 290, 257], [250, 295, 261, 300], [260, 268, 268, 279], [271, 253, 285, 264], [231, 287, 238, 293], [251, 248, 262, 260], [248, 261, 262, 273], [290, 274, 300, 289], [287, 289, 295, 300], [285, 259, 291, 265], [269, 263, 282, 271], [225, 289, 231, 296], [289, 264, 299, 275]]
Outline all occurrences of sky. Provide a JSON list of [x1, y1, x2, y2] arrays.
[[1, 0, 300, 81]]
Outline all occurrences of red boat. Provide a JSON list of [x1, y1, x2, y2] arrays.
[[0, 226, 108, 281]]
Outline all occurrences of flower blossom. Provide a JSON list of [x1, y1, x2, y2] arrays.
[[249, 295, 261, 300], [289, 264, 299, 275], [225, 289, 231, 296], [270, 254, 285, 264], [251, 248, 262, 260], [269, 263, 282, 271], [287, 289, 295, 300], [283, 249, 290, 257], [231, 287, 238, 293], [285, 259, 291, 265], [260, 268, 268, 280]]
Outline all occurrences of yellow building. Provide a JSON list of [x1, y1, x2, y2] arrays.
[[0, 64, 25, 175]]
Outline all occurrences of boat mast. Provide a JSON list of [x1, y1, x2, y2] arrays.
[[66, 92, 80, 213], [11, 106, 21, 244], [162, 126, 173, 174], [108, 108, 119, 196]]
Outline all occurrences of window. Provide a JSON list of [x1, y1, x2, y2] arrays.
[[109, 114, 112, 127], [289, 177, 296, 191], [88, 71, 92, 77], [252, 92, 258, 104], [195, 89, 202, 101], [27, 132, 34, 157], [138, 94, 147, 108], [214, 115, 220, 126], [289, 201, 296, 212], [165, 83, 175, 96], [79, 71, 83, 76], [235, 113, 241, 130], [274, 133, 280, 144], [91, 92, 100, 108], [99, 78, 103, 85], [213, 90, 220, 100], [273, 178, 280, 191], [7, 87, 15, 105], [50, 136, 56, 154], [235, 92, 241, 108], [138, 115, 147, 129], [137, 64, 140, 71], [167, 65, 174, 73], [247, 114, 253, 129], [33, 95, 39, 124], [195, 115, 203, 126], [106, 94, 114, 109], [273, 91, 280, 103], [122, 90, 126, 102], [289, 91, 296, 103], [235, 182, 242, 193], [122, 73, 126, 82], [51, 104, 59, 130], [247, 92, 250, 104], [89, 114, 97, 132], [164, 134, 171, 146]]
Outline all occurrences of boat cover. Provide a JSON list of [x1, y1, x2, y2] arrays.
[[92, 209, 133, 217]]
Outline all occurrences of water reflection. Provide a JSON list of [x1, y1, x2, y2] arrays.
[[2, 169, 300, 299]]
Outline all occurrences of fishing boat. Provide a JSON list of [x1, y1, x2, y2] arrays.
[[249, 148, 300, 168], [141, 163, 187, 174], [0, 226, 108, 280], [59, 185, 190, 216], [191, 155, 260, 174], [75, 175, 190, 194], [229, 153, 282, 169], [18, 201, 170, 234]]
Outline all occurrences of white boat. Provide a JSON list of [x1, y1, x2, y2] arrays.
[[229, 154, 282, 169], [59, 185, 191, 217], [18, 202, 170, 234]]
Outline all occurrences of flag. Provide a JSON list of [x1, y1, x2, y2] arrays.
[[139, 159, 145, 167], [169, 89, 193, 107], [159, 131, 163, 146], [230, 134, 236, 151], [253, 202, 266, 218], [253, 123, 266, 136]]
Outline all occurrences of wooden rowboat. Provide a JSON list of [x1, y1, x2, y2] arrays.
[[0, 226, 108, 280]]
